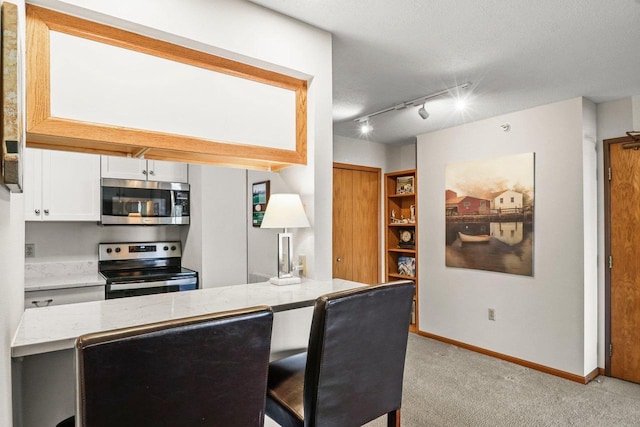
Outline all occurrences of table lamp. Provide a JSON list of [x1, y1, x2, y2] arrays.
[[260, 193, 310, 285]]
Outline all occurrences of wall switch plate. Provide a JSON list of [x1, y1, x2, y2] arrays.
[[488, 308, 496, 321], [25, 243, 35, 258]]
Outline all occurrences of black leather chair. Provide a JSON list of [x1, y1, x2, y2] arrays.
[[57, 306, 273, 427], [266, 281, 415, 427]]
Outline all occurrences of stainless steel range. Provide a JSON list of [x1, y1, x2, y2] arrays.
[[99, 241, 198, 299]]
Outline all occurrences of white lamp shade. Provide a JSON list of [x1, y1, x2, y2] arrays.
[[260, 194, 310, 229]]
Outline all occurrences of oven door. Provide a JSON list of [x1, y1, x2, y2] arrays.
[[105, 277, 197, 299]]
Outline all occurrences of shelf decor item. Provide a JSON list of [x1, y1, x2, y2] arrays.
[[252, 180, 270, 227], [396, 175, 414, 194], [397, 256, 415, 277], [398, 228, 415, 249]]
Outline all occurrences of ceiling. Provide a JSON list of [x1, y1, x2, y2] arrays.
[[248, 0, 640, 144]]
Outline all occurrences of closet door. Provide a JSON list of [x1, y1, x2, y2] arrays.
[[332, 164, 380, 284]]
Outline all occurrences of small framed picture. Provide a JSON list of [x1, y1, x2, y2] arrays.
[[396, 176, 414, 194], [252, 180, 270, 227]]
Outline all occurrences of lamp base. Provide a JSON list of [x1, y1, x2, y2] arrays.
[[269, 276, 301, 286]]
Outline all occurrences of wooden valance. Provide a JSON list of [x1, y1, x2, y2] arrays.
[[26, 5, 307, 171]]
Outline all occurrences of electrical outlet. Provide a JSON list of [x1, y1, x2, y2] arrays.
[[488, 308, 496, 321], [298, 255, 307, 277], [25, 243, 35, 258]]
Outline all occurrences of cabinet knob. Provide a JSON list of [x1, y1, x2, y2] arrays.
[[149, 170, 155, 175], [142, 170, 147, 175], [336, 257, 342, 262], [44, 209, 50, 215], [34, 209, 40, 215]]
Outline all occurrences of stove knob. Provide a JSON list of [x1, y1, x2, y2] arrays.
[[115, 247, 121, 253], [106, 248, 112, 254], [171, 245, 177, 251], [163, 246, 169, 251]]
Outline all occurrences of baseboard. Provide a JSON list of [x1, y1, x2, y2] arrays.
[[415, 330, 600, 384]]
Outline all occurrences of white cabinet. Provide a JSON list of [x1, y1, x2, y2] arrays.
[[24, 148, 101, 221], [101, 155, 189, 183], [24, 286, 105, 309]]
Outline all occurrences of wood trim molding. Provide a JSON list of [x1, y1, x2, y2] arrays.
[[333, 162, 381, 173], [26, 5, 307, 171], [416, 330, 601, 384]]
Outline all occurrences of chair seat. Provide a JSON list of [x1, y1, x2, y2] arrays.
[[266, 352, 307, 427]]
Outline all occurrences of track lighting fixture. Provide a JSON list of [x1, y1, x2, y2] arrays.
[[418, 104, 429, 120], [353, 82, 470, 129]]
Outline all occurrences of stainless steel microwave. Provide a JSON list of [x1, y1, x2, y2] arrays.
[[101, 178, 190, 225]]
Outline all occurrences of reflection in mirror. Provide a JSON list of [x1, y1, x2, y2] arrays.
[[278, 233, 293, 277]]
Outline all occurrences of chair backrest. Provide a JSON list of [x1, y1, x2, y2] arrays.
[[75, 306, 273, 427], [304, 281, 415, 427]]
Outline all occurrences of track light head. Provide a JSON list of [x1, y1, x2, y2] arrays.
[[359, 118, 372, 134], [418, 105, 429, 120]]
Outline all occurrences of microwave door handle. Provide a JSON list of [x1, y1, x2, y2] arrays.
[[170, 190, 176, 216]]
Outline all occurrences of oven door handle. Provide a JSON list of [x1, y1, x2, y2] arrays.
[[108, 277, 196, 291]]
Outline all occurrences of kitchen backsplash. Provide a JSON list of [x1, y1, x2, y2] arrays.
[[25, 222, 182, 262], [25, 260, 99, 280]]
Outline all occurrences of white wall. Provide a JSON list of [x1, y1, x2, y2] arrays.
[[334, 135, 389, 170], [417, 97, 598, 376], [182, 165, 248, 287], [387, 140, 417, 172], [0, 191, 25, 427], [582, 98, 598, 375], [333, 135, 416, 172]]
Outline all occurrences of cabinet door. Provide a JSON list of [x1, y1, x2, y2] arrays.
[[24, 148, 44, 221], [101, 155, 147, 180], [41, 150, 101, 221], [148, 160, 189, 183]]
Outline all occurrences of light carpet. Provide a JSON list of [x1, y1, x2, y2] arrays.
[[268, 333, 640, 426]]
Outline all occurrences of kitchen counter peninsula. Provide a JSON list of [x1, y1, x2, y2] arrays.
[[12, 278, 365, 358]]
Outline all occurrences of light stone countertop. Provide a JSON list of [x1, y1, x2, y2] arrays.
[[12, 279, 366, 358], [24, 261, 106, 292]]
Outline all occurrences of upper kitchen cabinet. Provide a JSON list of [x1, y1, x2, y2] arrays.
[[25, 5, 308, 171], [101, 156, 188, 183], [24, 148, 100, 221]]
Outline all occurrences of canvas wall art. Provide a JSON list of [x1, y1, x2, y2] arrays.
[[445, 152, 535, 276]]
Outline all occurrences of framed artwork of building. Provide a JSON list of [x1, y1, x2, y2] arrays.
[[445, 152, 535, 276]]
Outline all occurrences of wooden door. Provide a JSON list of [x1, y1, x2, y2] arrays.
[[333, 164, 380, 284], [607, 138, 640, 383]]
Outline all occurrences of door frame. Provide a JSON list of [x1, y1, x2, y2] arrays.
[[603, 134, 638, 376], [333, 162, 382, 284]]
